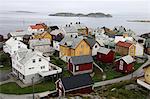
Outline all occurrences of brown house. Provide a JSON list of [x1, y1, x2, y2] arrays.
[[115, 41, 135, 56]]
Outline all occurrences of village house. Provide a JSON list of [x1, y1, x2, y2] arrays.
[[28, 24, 45, 33], [115, 55, 135, 73], [68, 55, 93, 75], [74, 22, 89, 36], [115, 41, 135, 56], [11, 48, 62, 84], [50, 29, 64, 51], [96, 47, 115, 63], [3, 37, 27, 56], [32, 31, 52, 42], [144, 38, 150, 55], [84, 36, 100, 56], [22, 34, 32, 45], [137, 65, 150, 90], [59, 35, 91, 62], [7, 31, 32, 41], [29, 38, 54, 57], [61, 24, 78, 35], [114, 35, 133, 43], [55, 73, 93, 96]]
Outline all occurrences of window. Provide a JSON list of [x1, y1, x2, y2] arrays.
[[41, 66, 45, 69], [33, 59, 35, 63], [81, 45, 84, 48], [18, 46, 20, 48], [29, 67, 34, 70], [95, 45, 97, 48], [119, 60, 124, 70], [39, 58, 41, 62], [76, 66, 79, 71]]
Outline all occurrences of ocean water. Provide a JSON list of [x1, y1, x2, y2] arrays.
[[0, 12, 150, 36]]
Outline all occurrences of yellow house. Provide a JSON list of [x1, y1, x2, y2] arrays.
[[144, 65, 150, 84], [32, 32, 52, 42], [59, 35, 91, 62]]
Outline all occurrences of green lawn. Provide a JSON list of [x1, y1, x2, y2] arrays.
[[96, 80, 149, 99], [0, 80, 55, 94], [92, 67, 103, 82]]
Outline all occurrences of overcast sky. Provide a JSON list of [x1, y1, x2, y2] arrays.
[[0, 0, 149, 15]]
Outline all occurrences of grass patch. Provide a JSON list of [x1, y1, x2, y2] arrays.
[[92, 67, 103, 82], [96, 80, 149, 99], [0, 80, 55, 94]]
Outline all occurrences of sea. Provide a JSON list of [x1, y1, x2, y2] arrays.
[[0, 12, 150, 37]]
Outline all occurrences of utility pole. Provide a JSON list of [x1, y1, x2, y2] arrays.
[[32, 77, 35, 99]]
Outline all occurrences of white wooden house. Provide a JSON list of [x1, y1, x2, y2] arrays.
[[11, 48, 62, 84], [3, 37, 27, 56]]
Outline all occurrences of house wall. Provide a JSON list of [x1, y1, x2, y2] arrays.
[[59, 40, 91, 60], [129, 45, 136, 56], [92, 42, 100, 56], [24, 55, 50, 75], [66, 86, 93, 95], [115, 46, 129, 56], [135, 43, 144, 56], [144, 66, 150, 84], [53, 41, 60, 51], [97, 51, 115, 63], [32, 32, 52, 42], [74, 40, 91, 56]]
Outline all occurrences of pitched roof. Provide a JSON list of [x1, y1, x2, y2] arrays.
[[84, 37, 96, 48], [70, 55, 93, 65], [29, 38, 51, 47], [63, 25, 78, 33], [61, 73, 93, 91], [17, 49, 43, 65], [116, 41, 133, 48], [118, 55, 135, 64], [59, 35, 83, 49], [50, 30, 64, 36], [97, 47, 112, 55], [9, 31, 32, 37], [30, 24, 44, 29]]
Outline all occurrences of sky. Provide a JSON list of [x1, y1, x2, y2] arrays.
[[0, 0, 150, 15]]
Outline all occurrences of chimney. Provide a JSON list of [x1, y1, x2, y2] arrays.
[[78, 22, 80, 24], [39, 38, 41, 40], [66, 24, 68, 27], [69, 25, 70, 27], [32, 49, 34, 52], [70, 22, 72, 25], [76, 22, 77, 24], [32, 33, 35, 35], [70, 35, 72, 38]]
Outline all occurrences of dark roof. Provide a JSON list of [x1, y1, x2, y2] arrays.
[[61, 73, 93, 91], [23, 35, 31, 39], [70, 55, 93, 65], [84, 37, 96, 47], [49, 26, 59, 31]]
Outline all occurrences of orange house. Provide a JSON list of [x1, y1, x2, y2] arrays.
[[59, 35, 91, 62], [115, 41, 135, 56]]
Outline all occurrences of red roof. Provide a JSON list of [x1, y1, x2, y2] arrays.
[[30, 24, 44, 29], [116, 41, 132, 48]]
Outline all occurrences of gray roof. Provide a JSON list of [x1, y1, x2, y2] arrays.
[[29, 39, 51, 47], [59, 35, 83, 49], [70, 55, 93, 65], [63, 25, 78, 33], [97, 47, 111, 55], [84, 37, 96, 47], [61, 73, 93, 91]]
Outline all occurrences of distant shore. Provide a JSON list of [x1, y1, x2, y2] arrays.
[[48, 12, 112, 18], [127, 20, 150, 23]]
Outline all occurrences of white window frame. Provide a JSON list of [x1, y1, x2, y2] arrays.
[[119, 60, 124, 70], [76, 65, 79, 71]]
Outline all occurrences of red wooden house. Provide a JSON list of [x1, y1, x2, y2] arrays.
[[55, 73, 93, 96], [96, 47, 115, 63], [68, 55, 93, 75], [115, 55, 135, 73]]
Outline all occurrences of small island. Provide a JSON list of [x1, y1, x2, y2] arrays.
[[48, 12, 112, 18], [127, 20, 150, 23]]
